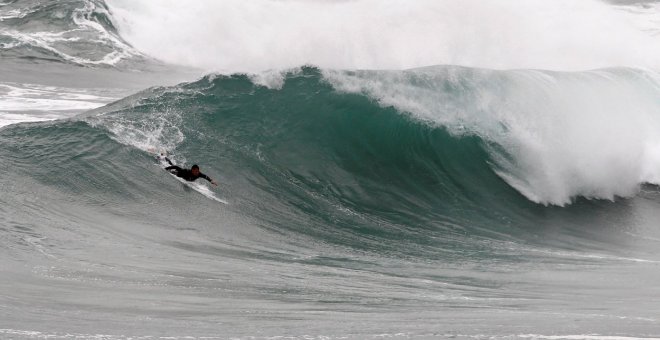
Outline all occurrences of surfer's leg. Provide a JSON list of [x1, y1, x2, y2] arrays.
[[165, 165, 183, 174]]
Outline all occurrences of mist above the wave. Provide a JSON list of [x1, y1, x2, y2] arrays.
[[106, 0, 660, 72]]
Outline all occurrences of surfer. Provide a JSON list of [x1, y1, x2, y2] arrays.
[[163, 157, 218, 186]]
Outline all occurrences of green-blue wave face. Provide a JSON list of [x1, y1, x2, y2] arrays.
[[1, 67, 656, 260], [3, 66, 660, 338]]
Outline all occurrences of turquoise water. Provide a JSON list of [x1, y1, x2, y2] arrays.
[[2, 1, 660, 339]]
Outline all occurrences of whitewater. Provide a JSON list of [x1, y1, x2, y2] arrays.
[[2, 0, 660, 339]]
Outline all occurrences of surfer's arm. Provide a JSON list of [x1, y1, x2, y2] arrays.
[[200, 173, 218, 186]]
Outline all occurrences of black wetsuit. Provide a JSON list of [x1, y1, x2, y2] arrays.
[[164, 158, 212, 183]]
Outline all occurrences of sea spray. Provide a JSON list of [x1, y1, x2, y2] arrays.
[[324, 67, 660, 205], [107, 0, 660, 72]]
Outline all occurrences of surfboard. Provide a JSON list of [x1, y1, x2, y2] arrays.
[[155, 153, 228, 204]]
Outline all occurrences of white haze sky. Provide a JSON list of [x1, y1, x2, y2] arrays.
[[106, 0, 660, 72]]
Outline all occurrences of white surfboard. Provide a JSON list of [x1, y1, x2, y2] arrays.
[[156, 153, 228, 204]]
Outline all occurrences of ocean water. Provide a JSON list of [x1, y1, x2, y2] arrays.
[[2, 1, 660, 339]]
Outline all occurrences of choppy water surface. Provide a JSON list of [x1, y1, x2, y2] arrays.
[[2, 1, 660, 339]]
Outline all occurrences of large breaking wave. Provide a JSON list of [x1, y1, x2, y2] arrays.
[[75, 67, 660, 207], [4, 2, 660, 337], [0, 0, 141, 66]]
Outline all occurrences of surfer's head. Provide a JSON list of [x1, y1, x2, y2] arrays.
[[191, 164, 200, 176]]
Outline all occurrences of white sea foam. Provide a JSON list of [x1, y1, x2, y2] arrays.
[[518, 335, 660, 340], [0, 28, 134, 66], [0, 111, 60, 128], [0, 9, 26, 21], [0, 82, 118, 127], [107, 0, 660, 73], [324, 67, 660, 206], [0, 0, 140, 66]]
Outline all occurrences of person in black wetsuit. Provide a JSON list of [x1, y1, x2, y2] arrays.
[[164, 157, 218, 186]]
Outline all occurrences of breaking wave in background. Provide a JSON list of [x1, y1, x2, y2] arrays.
[[0, 0, 143, 66], [3, 0, 660, 338]]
